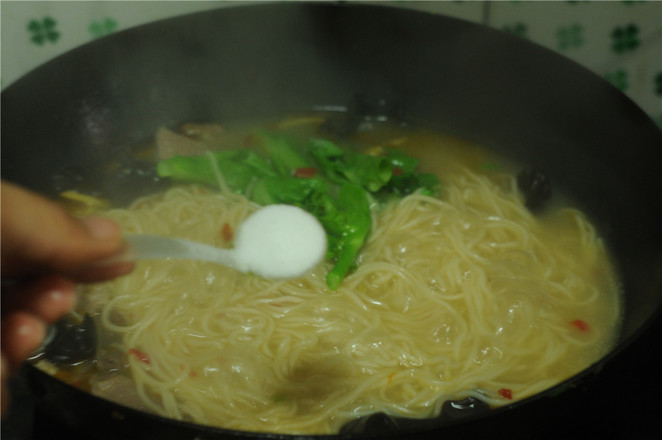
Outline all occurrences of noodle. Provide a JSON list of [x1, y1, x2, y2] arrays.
[[82, 164, 621, 434]]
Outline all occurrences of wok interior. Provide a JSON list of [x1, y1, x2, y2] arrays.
[[2, 2, 661, 437]]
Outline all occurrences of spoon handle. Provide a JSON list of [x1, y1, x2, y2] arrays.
[[125, 234, 238, 268]]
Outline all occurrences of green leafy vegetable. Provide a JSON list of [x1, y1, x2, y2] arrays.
[[156, 132, 439, 289], [382, 148, 440, 197], [250, 176, 329, 208], [309, 139, 392, 191], [258, 132, 312, 176], [385, 147, 419, 173], [308, 138, 346, 184]]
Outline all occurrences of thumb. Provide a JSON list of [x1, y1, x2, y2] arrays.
[[1, 181, 132, 281]]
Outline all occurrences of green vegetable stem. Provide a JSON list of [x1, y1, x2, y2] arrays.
[[322, 183, 372, 290], [258, 132, 312, 176], [157, 150, 274, 194]]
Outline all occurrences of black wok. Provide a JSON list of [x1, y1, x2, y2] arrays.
[[2, 3, 662, 439]]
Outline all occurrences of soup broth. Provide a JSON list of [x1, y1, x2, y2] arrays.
[[35, 116, 621, 434]]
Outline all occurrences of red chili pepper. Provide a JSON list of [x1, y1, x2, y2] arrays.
[[221, 223, 233, 243], [498, 388, 513, 400], [571, 319, 590, 331], [392, 167, 404, 176], [293, 167, 317, 178], [128, 348, 150, 364]]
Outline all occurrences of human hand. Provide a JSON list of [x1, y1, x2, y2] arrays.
[[1, 180, 134, 415]]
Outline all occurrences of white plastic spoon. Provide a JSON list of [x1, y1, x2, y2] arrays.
[[124, 204, 327, 279]]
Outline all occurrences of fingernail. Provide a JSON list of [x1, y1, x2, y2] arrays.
[[18, 320, 46, 341], [47, 287, 76, 310], [82, 217, 120, 240], [48, 288, 64, 303]]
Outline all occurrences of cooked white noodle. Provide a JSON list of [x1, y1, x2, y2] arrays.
[[89, 166, 620, 434]]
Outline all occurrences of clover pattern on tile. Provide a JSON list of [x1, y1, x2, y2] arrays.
[[557, 23, 584, 50], [654, 72, 662, 96], [502, 22, 527, 39], [89, 18, 118, 39], [604, 70, 629, 92], [611, 24, 640, 54], [27, 16, 60, 46]]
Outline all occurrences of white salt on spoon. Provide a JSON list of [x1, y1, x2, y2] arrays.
[[123, 204, 327, 279]]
